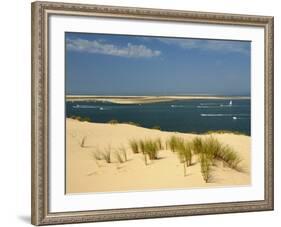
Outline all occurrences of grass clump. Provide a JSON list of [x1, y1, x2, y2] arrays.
[[205, 130, 248, 136], [190, 136, 242, 182], [156, 138, 163, 150], [115, 146, 128, 163], [123, 122, 141, 127], [129, 139, 140, 154], [217, 145, 242, 170], [119, 147, 128, 162], [138, 140, 146, 154], [152, 125, 161, 130], [201, 136, 221, 162], [70, 115, 91, 122], [137, 140, 148, 165], [166, 136, 194, 176], [80, 116, 91, 122], [92, 149, 103, 160], [191, 137, 203, 154], [177, 141, 193, 166], [129, 139, 162, 165], [80, 136, 87, 148], [92, 149, 103, 168], [204, 137, 241, 170], [69, 115, 79, 120], [108, 119, 119, 124], [192, 136, 242, 171], [167, 136, 183, 152], [176, 140, 193, 176], [199, 152, 213, 183], [101, 145, 112, 163], [143, 139, 159, 160]]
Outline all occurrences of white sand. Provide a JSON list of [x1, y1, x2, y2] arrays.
[[66, 119, 251, 193], [66, 95, 250, 104]]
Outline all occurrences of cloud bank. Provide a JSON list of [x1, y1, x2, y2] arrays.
[[157, 38, 250, 55], [66, 38, 161, 58]]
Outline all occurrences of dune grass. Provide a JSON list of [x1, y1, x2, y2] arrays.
[[92, 149, 103, 161], [92, 149, 103, 168], [199, 152, 213, 183], [92, 145, 126, 164], [129, 139, 140, 154], [190, 136, 242, 181], [179, 142, 193, 166], [123, 121, 141, 127], [100, 145, 112, 163], [194, 136, 242, 170], [167, 136, 184, 152], [191, 137, 214, 182], [129, 139, 162, 165], [120, 146, 128, 162], [191, 137, 203, 154], [165, 136, 194, 176], [205, 130, 247, 136], [143, 139, 159, 160], [176, 141, 193, 176], [167, 136, 193, 166], [80, 136, 87, 148], [134, 139, 148, 165], [91, 134, 241, 182], [115, 146, 128, 163], [115, 151, 124, 163], [108, 119, 119, 124], [168, 136, 242, 181], [156, 138, 163, 150], [152, 125, 161, 130], [139, 140, 145, 154], [70, 116, 91, 122], [217, 145, 242, 170], [108, 120, 142, 126]]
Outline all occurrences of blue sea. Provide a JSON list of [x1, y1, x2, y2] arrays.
[[66, 99, 251, 135]]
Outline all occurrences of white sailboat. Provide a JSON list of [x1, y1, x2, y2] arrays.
[[220, 100, 233, 107]]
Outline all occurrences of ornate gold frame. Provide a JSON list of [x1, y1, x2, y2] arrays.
[[31, 1, 274, 225]]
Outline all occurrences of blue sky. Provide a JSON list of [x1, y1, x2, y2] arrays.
[[65, 32, 251, 96]]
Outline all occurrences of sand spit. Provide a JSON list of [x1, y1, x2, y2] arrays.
[[66, 95, 250, 104]]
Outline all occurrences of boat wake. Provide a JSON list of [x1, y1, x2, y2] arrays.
[[170, 105, 185, 108], [200, 113, 250, 117], [73, 104, 111, 110]]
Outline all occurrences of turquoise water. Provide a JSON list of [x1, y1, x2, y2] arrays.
[[66, 99, 251, 135]]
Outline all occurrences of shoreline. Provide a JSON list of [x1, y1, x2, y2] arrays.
[[67, 116, 250, 136], [66, 95, 250, 104]]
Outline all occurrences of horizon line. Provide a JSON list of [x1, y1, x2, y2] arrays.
[[66, 94, 251, 97]]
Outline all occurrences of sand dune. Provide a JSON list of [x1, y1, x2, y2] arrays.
[[66, 119, 251, 194]]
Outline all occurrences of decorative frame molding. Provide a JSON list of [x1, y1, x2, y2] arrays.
[[31, 1, 274, 225]]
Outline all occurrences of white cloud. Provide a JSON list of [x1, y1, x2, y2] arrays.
[[66, 38, 161, 58], [157, 38, 249, 54]]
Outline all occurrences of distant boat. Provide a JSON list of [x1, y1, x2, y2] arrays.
[[99, 107, 104, 110], [232, 116, 237, 120], [220, 100, 233, 107], [171, 105, 184, 108]]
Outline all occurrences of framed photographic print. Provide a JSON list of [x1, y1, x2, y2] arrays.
[[31, 1, 274, 225]]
